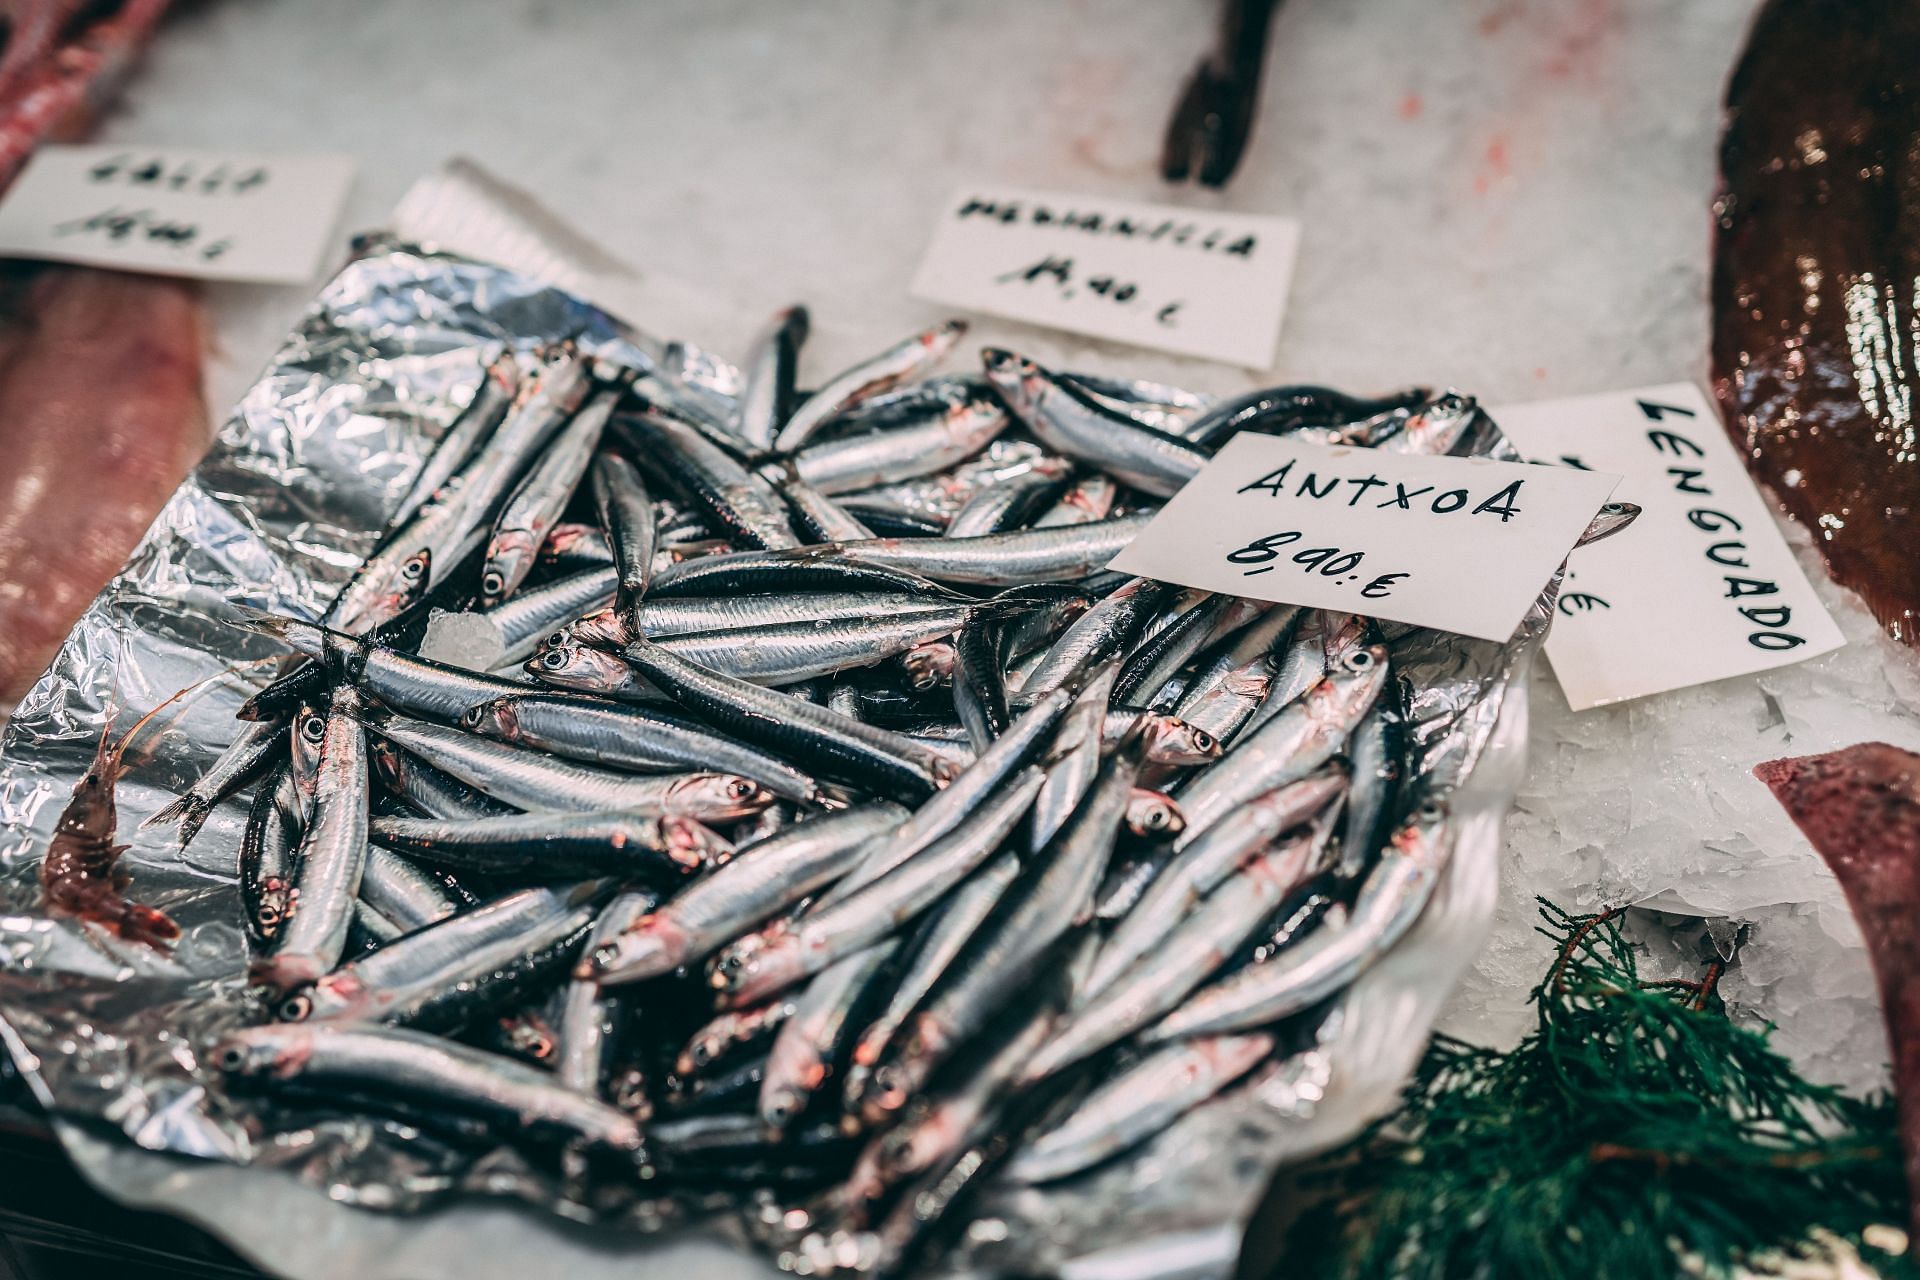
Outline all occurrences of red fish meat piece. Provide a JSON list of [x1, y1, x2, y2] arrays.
[[1711, 0, 1920, 644], [1755, 743, 1920, 1238], [0, 263, 208, 707]]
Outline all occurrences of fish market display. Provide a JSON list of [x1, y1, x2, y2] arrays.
[[1711, 0, 1920, 645], [0, 238, 1582, 1278]]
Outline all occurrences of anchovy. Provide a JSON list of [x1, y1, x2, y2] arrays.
[[1006, 1032, 1273, 1183], [759, 941, 897, 1131], [1088, 768, 1346, 998], [1146, 805, 1452, 1041], [1114, 592, 1238, 707], [1123, 787, 1184, 838], [618, 591, 957, 640], [284, 881, 604, 1028], [774, 320, 967, 452], [983, 348, 1211, 497], [1338, 690, 1403, 880], [587, 803, 908, 985], [392, 351, 523, 523], [943, 456, 1074, 539], [811, 515, 1153, 587], [617, 637, 953, 801], [714, 768, 1042, 1005], [818, 689, 1072, 906], [366, 714, 774, 820], [645, 608, 975, 687], [648, 546, 949, 600], [370, 809, 724, 879], [771, 464, 878, 543], [233, 613, 530, 724], [871, 734, 1146, 1113], [239, 760, 301, 946], [552, 886, 652, 1101], [359, 844, 462, 932], [253, 685, 369, 992], [1020, 837, 1321, 1081], [587, 449, 657, 608], [478, 566, 618, 664], [1180, 383, 1429, 449], [368, 736, 510, 821], [482, 385, 621, 605], [1022, 578, 1175, 701], [1174, 645, 1387, 842], [1030, 662, 1118, 849], [781, 383, 1010, 497], [1032, 471, 1118, 528], [214, 1022, 643, 1151], [1057, 372, 1213, 435], [462, 693, 823, 805], [143, 717, 289, 848], [330, 343, 591, 634], [734, 305, 809, 452], [621, 409, 801, 550], [676, 998, 796, 1078]]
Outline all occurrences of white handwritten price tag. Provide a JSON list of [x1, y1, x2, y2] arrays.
[[1110, 435, 1620, 643], [1490, 383, 1844, 711], [909, 186, 1300, 369], [0, 145, 355, 284]]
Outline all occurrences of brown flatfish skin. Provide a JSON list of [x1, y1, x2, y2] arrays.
[[1711, 0, 1920, 644]]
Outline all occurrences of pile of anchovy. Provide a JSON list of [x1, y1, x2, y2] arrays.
[[146, 310, 1615, 1275]]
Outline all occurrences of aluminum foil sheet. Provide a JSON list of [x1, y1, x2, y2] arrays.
[[0, 218, 1541, 1279]]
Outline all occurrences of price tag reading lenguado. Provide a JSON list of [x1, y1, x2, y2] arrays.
[[1491, 383, 1845, 710], [1108, 435, 1622, 643]]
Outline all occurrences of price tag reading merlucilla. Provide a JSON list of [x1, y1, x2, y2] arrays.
[[1490, 383, 1844, 711], [909, 186, 1300, 369], [1109, 435, 1622, 643], [0, 145, 355, 284]]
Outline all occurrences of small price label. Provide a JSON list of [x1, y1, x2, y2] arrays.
[[0, 145, 354, 284], [1490, 383, 1845, 710], [1109, 434, 1621, 642], [910, 186, 1300, 368]]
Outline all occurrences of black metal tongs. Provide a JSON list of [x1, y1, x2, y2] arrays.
[[1160, 0, 1283, 189]]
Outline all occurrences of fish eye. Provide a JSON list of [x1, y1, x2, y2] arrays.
[[400, 557, 426, 582], [1344, 650, 1375, 672], [459, 706, 483, 728], [217, 1046, 248, 1072], [482, 571, 507, 598], [1190, 730, 1214, 750], [727, 779, 757, 801], [542, 649, 571, 669], [279, 994, 313, 1022], [299, 716, 326, 744], [1603, 502, 1628, 515]]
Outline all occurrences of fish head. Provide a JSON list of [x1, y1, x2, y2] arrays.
[[660, 816, 729, 872], [251, 875, 294, 938], [289, 704, 328, 785], [526, 643, 631, 694], [585, 915, 686, 986], [281, 971, 366, 1024], [1125, 788, 1186, 838], [1140, 714, 1221, 766], [460, 696, 518, 741], [1392, 390, 1477, 455], [567, 606, 634, 650], [670, 773, 775, 821], [1312, 644, 1390, 723], [902, 640, 956, 690], [760, 1084, 809, 1133], [212, 1027, 314, 1080], [978, 347, 1045, 415], [481, 534, 538, 606]]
